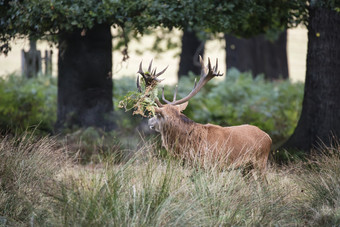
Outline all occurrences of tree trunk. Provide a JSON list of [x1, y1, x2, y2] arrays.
[[178, 29, 205, 78], [281, 7, 340, 152], [225, 31, 288, 80], [56, 24, 115, 131]]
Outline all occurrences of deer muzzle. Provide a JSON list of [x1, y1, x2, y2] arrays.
[[148, 117, 159, 132]]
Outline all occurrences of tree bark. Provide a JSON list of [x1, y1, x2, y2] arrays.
[[281, 7, 340, 152], [225, 31, 288, 80], [178, 29, 205, 78], [56, 24, 115, 131]]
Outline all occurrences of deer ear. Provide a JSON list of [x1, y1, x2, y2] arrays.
[[177, 101, 189, 112]]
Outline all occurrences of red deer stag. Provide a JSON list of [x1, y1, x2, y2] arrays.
[[137, 57, 272, 172]]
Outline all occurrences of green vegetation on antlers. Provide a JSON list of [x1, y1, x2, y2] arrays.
[[118, 79, 159, 117]]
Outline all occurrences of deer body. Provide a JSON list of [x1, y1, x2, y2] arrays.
[[149, 104, 272, 171], [138, 56, 272, 172]]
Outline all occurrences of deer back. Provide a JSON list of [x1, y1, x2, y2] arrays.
[[150, 104, 271, 171]]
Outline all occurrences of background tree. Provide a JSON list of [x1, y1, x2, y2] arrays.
[[225, 31, 289, 80], [0, 0, 162, 131], [56, 24, 114, 130], [178, 29, 205, 78]]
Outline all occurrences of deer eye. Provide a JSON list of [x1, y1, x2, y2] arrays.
[[156, 112, 163, 118]]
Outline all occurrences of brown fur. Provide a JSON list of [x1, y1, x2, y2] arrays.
[[149, 104, 272, 172]]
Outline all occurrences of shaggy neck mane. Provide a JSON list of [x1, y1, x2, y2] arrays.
[[162, 111, 196, 134], [160, 111, 205, 153]]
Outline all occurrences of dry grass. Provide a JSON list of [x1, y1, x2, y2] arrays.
[[1, 134, 340, 226], [0, 133, 68, 225]]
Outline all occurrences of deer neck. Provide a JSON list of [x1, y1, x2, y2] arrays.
[[160, 114, 205, 151]]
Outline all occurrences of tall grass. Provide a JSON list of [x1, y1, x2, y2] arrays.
[[293, 148, 340, 226], [2, 135, 340, 226], [50, 144, 300, 226], [0, 133, 67, 225]]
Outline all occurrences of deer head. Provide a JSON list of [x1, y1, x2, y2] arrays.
[[146, 56, 222, 130]]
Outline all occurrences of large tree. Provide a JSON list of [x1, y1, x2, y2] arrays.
[[56, 24, 114, 130], [282, 4, 340, 151]]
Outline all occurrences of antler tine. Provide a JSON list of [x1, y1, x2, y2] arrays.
[[148, 59, 153, 73], [136, 75, 142, 92], [135, 59, 169, 107], [165, 56, 223, 105], [155, 65, 168, 77], [207, 57, 212, 73], [162, 86, 172, 104], [193, 78, 197, 89], [137, 61, 145, 77], [215, 58, 218, 73], [199, 55, 206, 76], [155, 98, 163, 107], [155, 77, 165, 82], [173, 85, 178, 102], [137, 59, 168, 89], [152, 67, 157, 76]]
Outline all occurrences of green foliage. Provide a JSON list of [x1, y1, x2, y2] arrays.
[[164, 69, 304, 146], [0, 74, 142, 152], [118, 87, 158, 118], [0, 72, 302, 147], [1, 0, 312, 54], [0, 0, 153, 53], [0, 74, 57, 134], [118, 72, 163, 118]]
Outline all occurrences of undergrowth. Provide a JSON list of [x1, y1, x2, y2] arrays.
[[0, 70, 303, 149], [0, 74, 57, 134]]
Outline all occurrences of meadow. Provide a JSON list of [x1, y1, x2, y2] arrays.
[[1, 71, 336, 226], [1, 133, 340, 226]]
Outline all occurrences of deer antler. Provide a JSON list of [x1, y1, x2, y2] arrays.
[[136, 60, 168, 90], [162, 55, 223, 105], [136, 59, 168, 107]]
